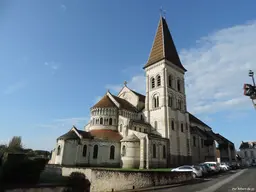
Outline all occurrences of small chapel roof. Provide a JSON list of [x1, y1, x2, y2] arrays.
[[89, 129, 123, 142], [144, 16, 186, 71], [57, 131, 80, 141], [121, 134, 140, 142], [92, 94, 117, 109], [57, 126, 93, 141]]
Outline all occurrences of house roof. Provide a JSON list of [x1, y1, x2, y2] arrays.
[[92, 94, 117, 109], [144, 16, 186, 71], [189, 113, 211, 129], [130, 90, 146, 103], [131, 119, 151, 127], [111, 94, 138, 112], [121, 134, 140, 142], [58, 126, 93, 141], [214, 133, 234, 145], [57, 131, 80, 141], [239, 141, 256, 149], [89, 129, 123, 142]]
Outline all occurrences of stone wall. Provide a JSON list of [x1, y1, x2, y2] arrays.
[[61, 167, 192, 192]]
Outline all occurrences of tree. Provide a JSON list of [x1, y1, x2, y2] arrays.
[[7, 136, 23, 152]]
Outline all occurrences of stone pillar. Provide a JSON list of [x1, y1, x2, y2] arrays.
[[140, 138, 146, 169]]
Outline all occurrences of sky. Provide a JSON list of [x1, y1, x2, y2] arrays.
[[1, 0, 256, 151]]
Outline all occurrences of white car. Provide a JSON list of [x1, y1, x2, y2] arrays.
[[203, 162, 221, 173], [171, 165, 203, 178], [220, 163, 229, 171]]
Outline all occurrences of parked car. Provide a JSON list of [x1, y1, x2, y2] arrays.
[[171, 165, 203, 178], [197, 164, 209, 176], [202, 162, 221, 173], [199, 163, 213, 174], [220, 163, 229, 171]]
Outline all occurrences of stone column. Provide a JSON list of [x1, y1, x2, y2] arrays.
[[140, 138, 146, 169]]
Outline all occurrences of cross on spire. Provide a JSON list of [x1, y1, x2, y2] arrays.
[[124, 81, 127, 86], [160, 6, 166, 18]]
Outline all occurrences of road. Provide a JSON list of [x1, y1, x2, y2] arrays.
[[148, 167, 256, 192]]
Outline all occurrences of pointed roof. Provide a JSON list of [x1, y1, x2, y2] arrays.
[[92, 94, 117, 109], [144, 16, 186, 71]]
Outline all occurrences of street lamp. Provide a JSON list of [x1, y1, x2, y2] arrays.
[[244, 70, 256, 109], [249, 70, 256, 86]]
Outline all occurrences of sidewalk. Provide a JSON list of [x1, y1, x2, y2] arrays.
[[117, 179, 201, 192]]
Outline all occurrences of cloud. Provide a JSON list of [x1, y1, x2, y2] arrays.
[[180, 20, 256, 114], [37, 117, 89, 129], [44, 61, 60, 74], [3, 81, 27, 95], [107, 20, 256, 115], [60, 4, 67, 12]]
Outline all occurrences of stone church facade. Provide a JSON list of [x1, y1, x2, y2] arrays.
[[49, 16, 234, 168]]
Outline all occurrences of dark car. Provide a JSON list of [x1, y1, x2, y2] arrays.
[[199, 163, 212, 175]]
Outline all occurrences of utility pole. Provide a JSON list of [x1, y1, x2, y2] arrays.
[[244, 70, 256, 109]]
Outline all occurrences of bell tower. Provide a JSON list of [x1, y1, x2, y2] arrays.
[[144, 16, 191, 166]]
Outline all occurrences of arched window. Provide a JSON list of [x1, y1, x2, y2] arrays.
[[181, 123, 184, 132], [168, 75, 172, 87], [141, 115, 143, 120], [153, 95, 159, 108], [177, 79, 181, 92], [100, 118, 103, 124], [163, 145, 166, 159], [82, 145, 87, 157], [177, 99, 182, 110], [168, 95, 173, 107], [153, 144, 156, 158], [93, 145, 98, 159], [245, 151, 248, 158], [151, 78, 155, 89], [120, 124, 123, 132], [122, 145, 126, 156], [134, 126, 137, 131], [154, 121, 158, 130], [157, 75, 161, 86], [110, 145, 115, 159], [171, 120, 175, 130], [57, 145, 61, 156], [139, 127, 141, 132], [109, 118, 112, 125]]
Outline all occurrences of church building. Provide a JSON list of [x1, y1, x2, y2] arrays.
[[49, 16, 234, 168]]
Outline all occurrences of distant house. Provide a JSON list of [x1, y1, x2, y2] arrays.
[[238, 141, 256, 166]]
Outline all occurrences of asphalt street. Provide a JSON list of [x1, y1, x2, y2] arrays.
[[216, 167, 256, 192], [145, 168, 256, 192]]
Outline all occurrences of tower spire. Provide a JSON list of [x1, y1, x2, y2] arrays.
[[160, 6, 166, 19], [143, 15, 186, 71]]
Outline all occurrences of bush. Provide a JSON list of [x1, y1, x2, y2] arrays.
[[67, 172, 91, 192], [0, 154, 47, 185]]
